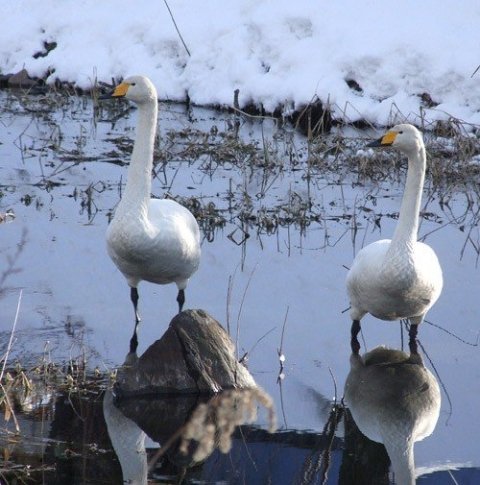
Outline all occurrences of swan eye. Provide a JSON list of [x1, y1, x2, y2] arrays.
[[398, 130, 403, 134], [130, 82, 136, 87]]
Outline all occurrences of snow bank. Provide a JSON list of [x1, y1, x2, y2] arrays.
[[1, 0, 480, 127]]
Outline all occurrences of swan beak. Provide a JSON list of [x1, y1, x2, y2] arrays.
[[98, 82, 130, 100], [367, 130, 397, 147]]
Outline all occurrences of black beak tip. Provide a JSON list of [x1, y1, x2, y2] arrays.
[[366, 139, 383, 148]]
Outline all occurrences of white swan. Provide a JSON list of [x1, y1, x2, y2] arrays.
[[100, 76, 201, 352], [346, 124, 442, 345], [344, 341, 441, 485]]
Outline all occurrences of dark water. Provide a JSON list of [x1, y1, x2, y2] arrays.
[[1, 384, 478, 484], [0, 91, 479, 483]]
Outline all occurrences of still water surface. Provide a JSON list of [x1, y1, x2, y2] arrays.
[[0, 91, 479, 483]]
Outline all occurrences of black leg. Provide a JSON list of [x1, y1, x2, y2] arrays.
[[176, 289, 185, 313], [129, 287, 140, 354], [351, 319, 361, 354], [408, 322, 418, 340], [408, 323, 418, 355], [129, 330, 138, 354], [130, 287, 140, 323]]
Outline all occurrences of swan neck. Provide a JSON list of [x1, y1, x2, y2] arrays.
[[385, 441, 415, 485], [103, 391, 147, 484], [390, 146, 425, 248], [119, 100, 158, 216]]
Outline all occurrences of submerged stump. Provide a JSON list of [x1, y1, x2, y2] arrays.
[[115, 309, 256, 396]]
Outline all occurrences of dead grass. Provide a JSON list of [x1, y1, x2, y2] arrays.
[[307, 126, 480, 189], [2, 89, 480, 250], [2, 86, 479, 263], [0, 360, 111, 484], [147, 387, 276, 469]]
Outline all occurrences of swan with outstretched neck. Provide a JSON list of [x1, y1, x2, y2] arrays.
[[100, 75, 201, 353], [346, 124, 442, 346]]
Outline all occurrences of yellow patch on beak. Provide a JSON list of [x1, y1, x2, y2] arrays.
[[381, 131, 397, 146], [112, 82, 130, 97]]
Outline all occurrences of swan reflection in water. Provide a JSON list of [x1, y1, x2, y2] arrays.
[[103, 390, 147, 485], [103, 387, 276, 484], [344, 334, 441, 485]]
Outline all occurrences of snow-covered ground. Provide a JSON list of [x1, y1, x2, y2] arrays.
[[1, 0, 480, 127]]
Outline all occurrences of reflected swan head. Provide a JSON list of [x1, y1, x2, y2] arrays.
[[344, 345, 441, 485]]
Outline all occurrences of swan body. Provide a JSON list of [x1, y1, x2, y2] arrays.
[[344, 345, 441, 485], [107, 198, 200, 289], [101, 75, 201, 351], [347, 124, 442, 340]]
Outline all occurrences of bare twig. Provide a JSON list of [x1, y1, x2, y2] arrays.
[[0, 229, 27, 295], [231, 105, 279, 122], [424, 318, 480, 346], [327, 367, 338, 404], [239, 326, 275, 365], [447, 469, 461, 485], [0, 290, 23, 433], [163, 0, 191, 57], [0, 290, 23, 382], [277, 306, 289, 379], [414, 334, 453, 422], [277, 377, 288, 429], [235, 264, 258, 360], [226, 267, 239, 336]]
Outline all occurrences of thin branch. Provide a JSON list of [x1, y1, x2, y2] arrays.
[[278, 306, 289, 359], [231, 105, 279, 122], [424, 318, 480, 346], [415, 336, 453, 423], [226, 267, 238, 336], [239, 326, 276, 364], [327, 367, 338, 404], [277, 306, 289, 380], [0, 290, 23, 433], [277, 377, 288, 429], [148, 421, 188, 470], [235, 264, 258, 359], [0, 290, 23, 382], [163, 0, 191, 57], [0, 229, 27, 295]]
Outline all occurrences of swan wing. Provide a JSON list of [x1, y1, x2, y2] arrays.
[[346, 240, 391, 320]]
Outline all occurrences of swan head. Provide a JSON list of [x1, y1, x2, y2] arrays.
[[367, 123, 423, 156], [101, 75, 157, 104]]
